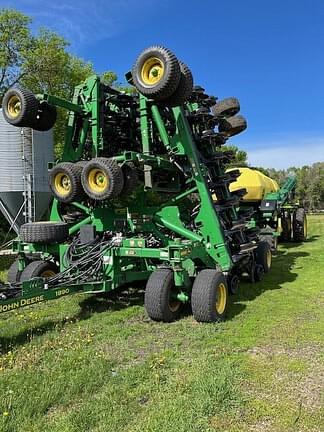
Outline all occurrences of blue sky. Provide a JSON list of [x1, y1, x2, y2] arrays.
[[2, 0, 324, 168]]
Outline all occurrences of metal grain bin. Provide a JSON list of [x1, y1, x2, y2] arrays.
[[0, 109, 53, 233]]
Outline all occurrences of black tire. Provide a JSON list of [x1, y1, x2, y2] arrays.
[[2, 87, 39, 127], [260, 234, 278, 252], [7, 259, 22, 284], [218, 115, 247, 137], [20, 260, 58, 282], [121, 162, 139, 195], [191, 269, 228, 322], [292, 208, 307, 242], [254, 264, 265, 282], [132, 46, 181, 101], [81, 158, 124, 201], [228, 274, 240, 295], [20, 222, 69, 244], [162, 61, 193, 107], [144, 268, 181, 322], [280, 212, 292, 242], [75, 160, 88, 168], [33, 102, 57, 131], [49, 162, 83, 203], [255, 241, 272, 273], [212, 97, 240, 118]]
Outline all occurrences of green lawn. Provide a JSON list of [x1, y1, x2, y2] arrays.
[[0, 215, 323, 432]]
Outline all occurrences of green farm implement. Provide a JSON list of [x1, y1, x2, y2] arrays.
[[229, 167, 307, 250], [0, 46, 273, 322]]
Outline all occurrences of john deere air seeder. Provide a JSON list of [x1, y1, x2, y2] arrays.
[[0, 46, 273, 322], [228, 167, 307, 250]]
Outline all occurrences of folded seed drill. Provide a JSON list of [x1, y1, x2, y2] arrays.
[[0, 46, 272, 322]]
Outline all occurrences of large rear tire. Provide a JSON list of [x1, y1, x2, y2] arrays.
[[191, 269, 228, 322], [162, 61, 193, 107], [255, 241, 272, 273], [145, 268, 182, 322], [49, 162, 83, 203], [7, 259, 22, 284], [132, 46, 181, 101], [33, 102, 57, 131], [81, 158, 124, 201], [218, 115, 247, 137], [292, 208, 307, 242], [20, 260, 58, 282], [212, 97, 240, 118], [20, 222, 69, 244], [280, 212, 292, 242], [2, 87, 39, 127]]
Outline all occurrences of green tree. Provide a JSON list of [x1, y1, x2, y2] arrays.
[[223, 145, 248, 166], [21, 28, 94, 155], [0, 9, 32, 94]]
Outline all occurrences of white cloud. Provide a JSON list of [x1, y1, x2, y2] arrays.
[[11, 0, 160, 47], [236, 133, 324, 169]]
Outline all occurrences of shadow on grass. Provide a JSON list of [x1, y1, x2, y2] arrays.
[[227, 248, 309, 320], [0, 245, 309, 352], [0, 286, 146, 354]]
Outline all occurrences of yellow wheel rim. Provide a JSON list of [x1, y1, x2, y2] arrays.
[[88, 168, 108, 193], [7, 95, 21, 119], [141, 57, 165, 85], [41, 270, 56, 278], [54, 172, 71, 197], [266, 249, 272, 268], [216, 283, 227, 315]]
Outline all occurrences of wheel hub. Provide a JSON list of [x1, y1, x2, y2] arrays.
[[88, 169, 108, 192], [141, 57, 165, 85], [7, 95, 21, 119], [54, 173, 71, 196]]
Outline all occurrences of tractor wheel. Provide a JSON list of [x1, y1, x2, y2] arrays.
[[144, 268, 182, 322], [20, 260, 58, 282], [121, 162, 139, 195], [254, 264, 265, 282], [75, 160, 88, 168], [218, 115, 247, 137], [49, 162, 83, 203], [255, 241, 272, 273], [132, 46, 181, 101], [292, 208, 307, 242], [191, 269, 228, 322], [280, 212, 292, 241], [2, 87, 39, 127], [260, 234, 278, 252], [162, 61, 193, 107], [211, 97, 240, 118], [228, 273, 240, 295], [33, 102, 57, 131], [7, 259, 22, 284], [20, 222, 69, 244], [81, 158, 124, 201]]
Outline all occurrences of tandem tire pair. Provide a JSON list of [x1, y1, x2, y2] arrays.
[[49, 159, 138, 203], [7, 258, 58, 284], [131, 46, 193, 107], [280, 208, 307, 242], [145, 268, 228, 323], [145, 240, 272, 323]]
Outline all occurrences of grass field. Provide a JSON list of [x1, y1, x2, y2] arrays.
[[0, 215, 322, 432]]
